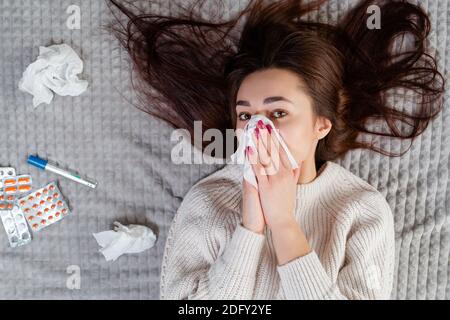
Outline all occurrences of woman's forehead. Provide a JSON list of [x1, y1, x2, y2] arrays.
[[237, 69, 309, 102]]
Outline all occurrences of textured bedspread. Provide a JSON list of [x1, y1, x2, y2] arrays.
[[0, 0, 448, 299]]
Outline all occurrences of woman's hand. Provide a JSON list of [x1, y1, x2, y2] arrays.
[[241, 147, 266, 235], [247, 121, 301, 232], [247, 121, 312, 265]]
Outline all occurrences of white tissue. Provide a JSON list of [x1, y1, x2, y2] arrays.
[[231, 115, 299, 189], [18, 44, 89, 108], [93, 222, 157, 262]]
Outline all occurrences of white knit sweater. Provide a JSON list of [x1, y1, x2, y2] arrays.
[[160, 161, 395, 300]]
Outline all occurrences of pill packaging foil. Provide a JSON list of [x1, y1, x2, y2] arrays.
[[18, 182, 70, 232], [0, 168, 16, 186], [0, 205, 32, 248]]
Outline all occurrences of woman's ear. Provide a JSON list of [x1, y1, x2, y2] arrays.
[[315, 116, 332, 140]]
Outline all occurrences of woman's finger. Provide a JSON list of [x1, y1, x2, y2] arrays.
[[275, 131, 297, 172], [258, 124, 274, 157], [261, 124, 283, 174], [247, 145, 268, 185], [254, 127, 272, 169]]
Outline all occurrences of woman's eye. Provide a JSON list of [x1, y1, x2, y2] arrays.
[[238, 113, 251, 121], [237, 111, 286, 121], [272, 110, 287, 119]]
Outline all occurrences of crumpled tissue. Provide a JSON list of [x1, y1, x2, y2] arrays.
[[93, 222, 157, 262], [231, 115, 299, 189], [18, 43, 89, 108]]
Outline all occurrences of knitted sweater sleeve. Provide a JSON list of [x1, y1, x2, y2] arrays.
[[160, 186, 266, 300], [277, 193, 396, 300]]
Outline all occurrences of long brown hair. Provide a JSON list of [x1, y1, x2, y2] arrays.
[[108, 0, 445, 164]]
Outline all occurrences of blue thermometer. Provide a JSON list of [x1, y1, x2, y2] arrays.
[[28, 155, 98, 189]]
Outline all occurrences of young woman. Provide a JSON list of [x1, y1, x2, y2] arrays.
[[109, 0, 444, 299]]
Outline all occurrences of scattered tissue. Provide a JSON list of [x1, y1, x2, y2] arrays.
[[231, 115, 299, 189], [18, 43, 89, 108], [93, 222, 157, 262]]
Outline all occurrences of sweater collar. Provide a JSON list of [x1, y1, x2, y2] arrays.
[[229, 160, 340, 203], [296, 161, 340, 203]]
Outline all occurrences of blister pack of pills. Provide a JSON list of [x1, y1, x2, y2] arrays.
[[0, 175, 33, 210], [0, 168, 18, 211], [18, 181, 70, 232], [0, 205, 32, 248]]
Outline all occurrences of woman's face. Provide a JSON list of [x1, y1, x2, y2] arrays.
[[235, 68, 332, 166]]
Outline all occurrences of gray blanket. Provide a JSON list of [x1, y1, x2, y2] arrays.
[[0, 0, 448, 300]]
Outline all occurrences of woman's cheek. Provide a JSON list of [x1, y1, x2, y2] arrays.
[[277, 129, 298, 157], [279, 127, 311, 163], [286, 141, 306, 164]]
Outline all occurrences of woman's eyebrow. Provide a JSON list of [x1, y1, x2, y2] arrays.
[[236, 96, 294, 107]]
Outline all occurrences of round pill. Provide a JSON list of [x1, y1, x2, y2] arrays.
[[24, 208, 30, 213], [53, 193, 59, 199], [55, 212, 61, 217], [46, 197, 52, 202], [37, 212, 43, 217], [28, 216, 34, 221], [32, 204, 38, 209], [51, 204, 56, 210], [43, 189, 48, 194], [28, 196, 34, 201], [0, 204, 5, 210], [62, 208, 68, 214], [41, 220, 46, 225], [57, 201, 63, 207], [20, 200, 26, 206], [44, 208, 50, 213], [49, 185, 55, 191], [48, 216, 53, 220], [0, 195, 4, 201], [40, 200, 45, 206], [7, 195, 14, 201], [32, 224, 39, 229], [6, 204, 13, 210], [36, 192, 41, 197]]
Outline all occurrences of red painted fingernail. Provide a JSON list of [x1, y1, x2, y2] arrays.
[[266, 124, 273, 134], [255, 127, 260, 139], [257, 120, 265, 129]]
